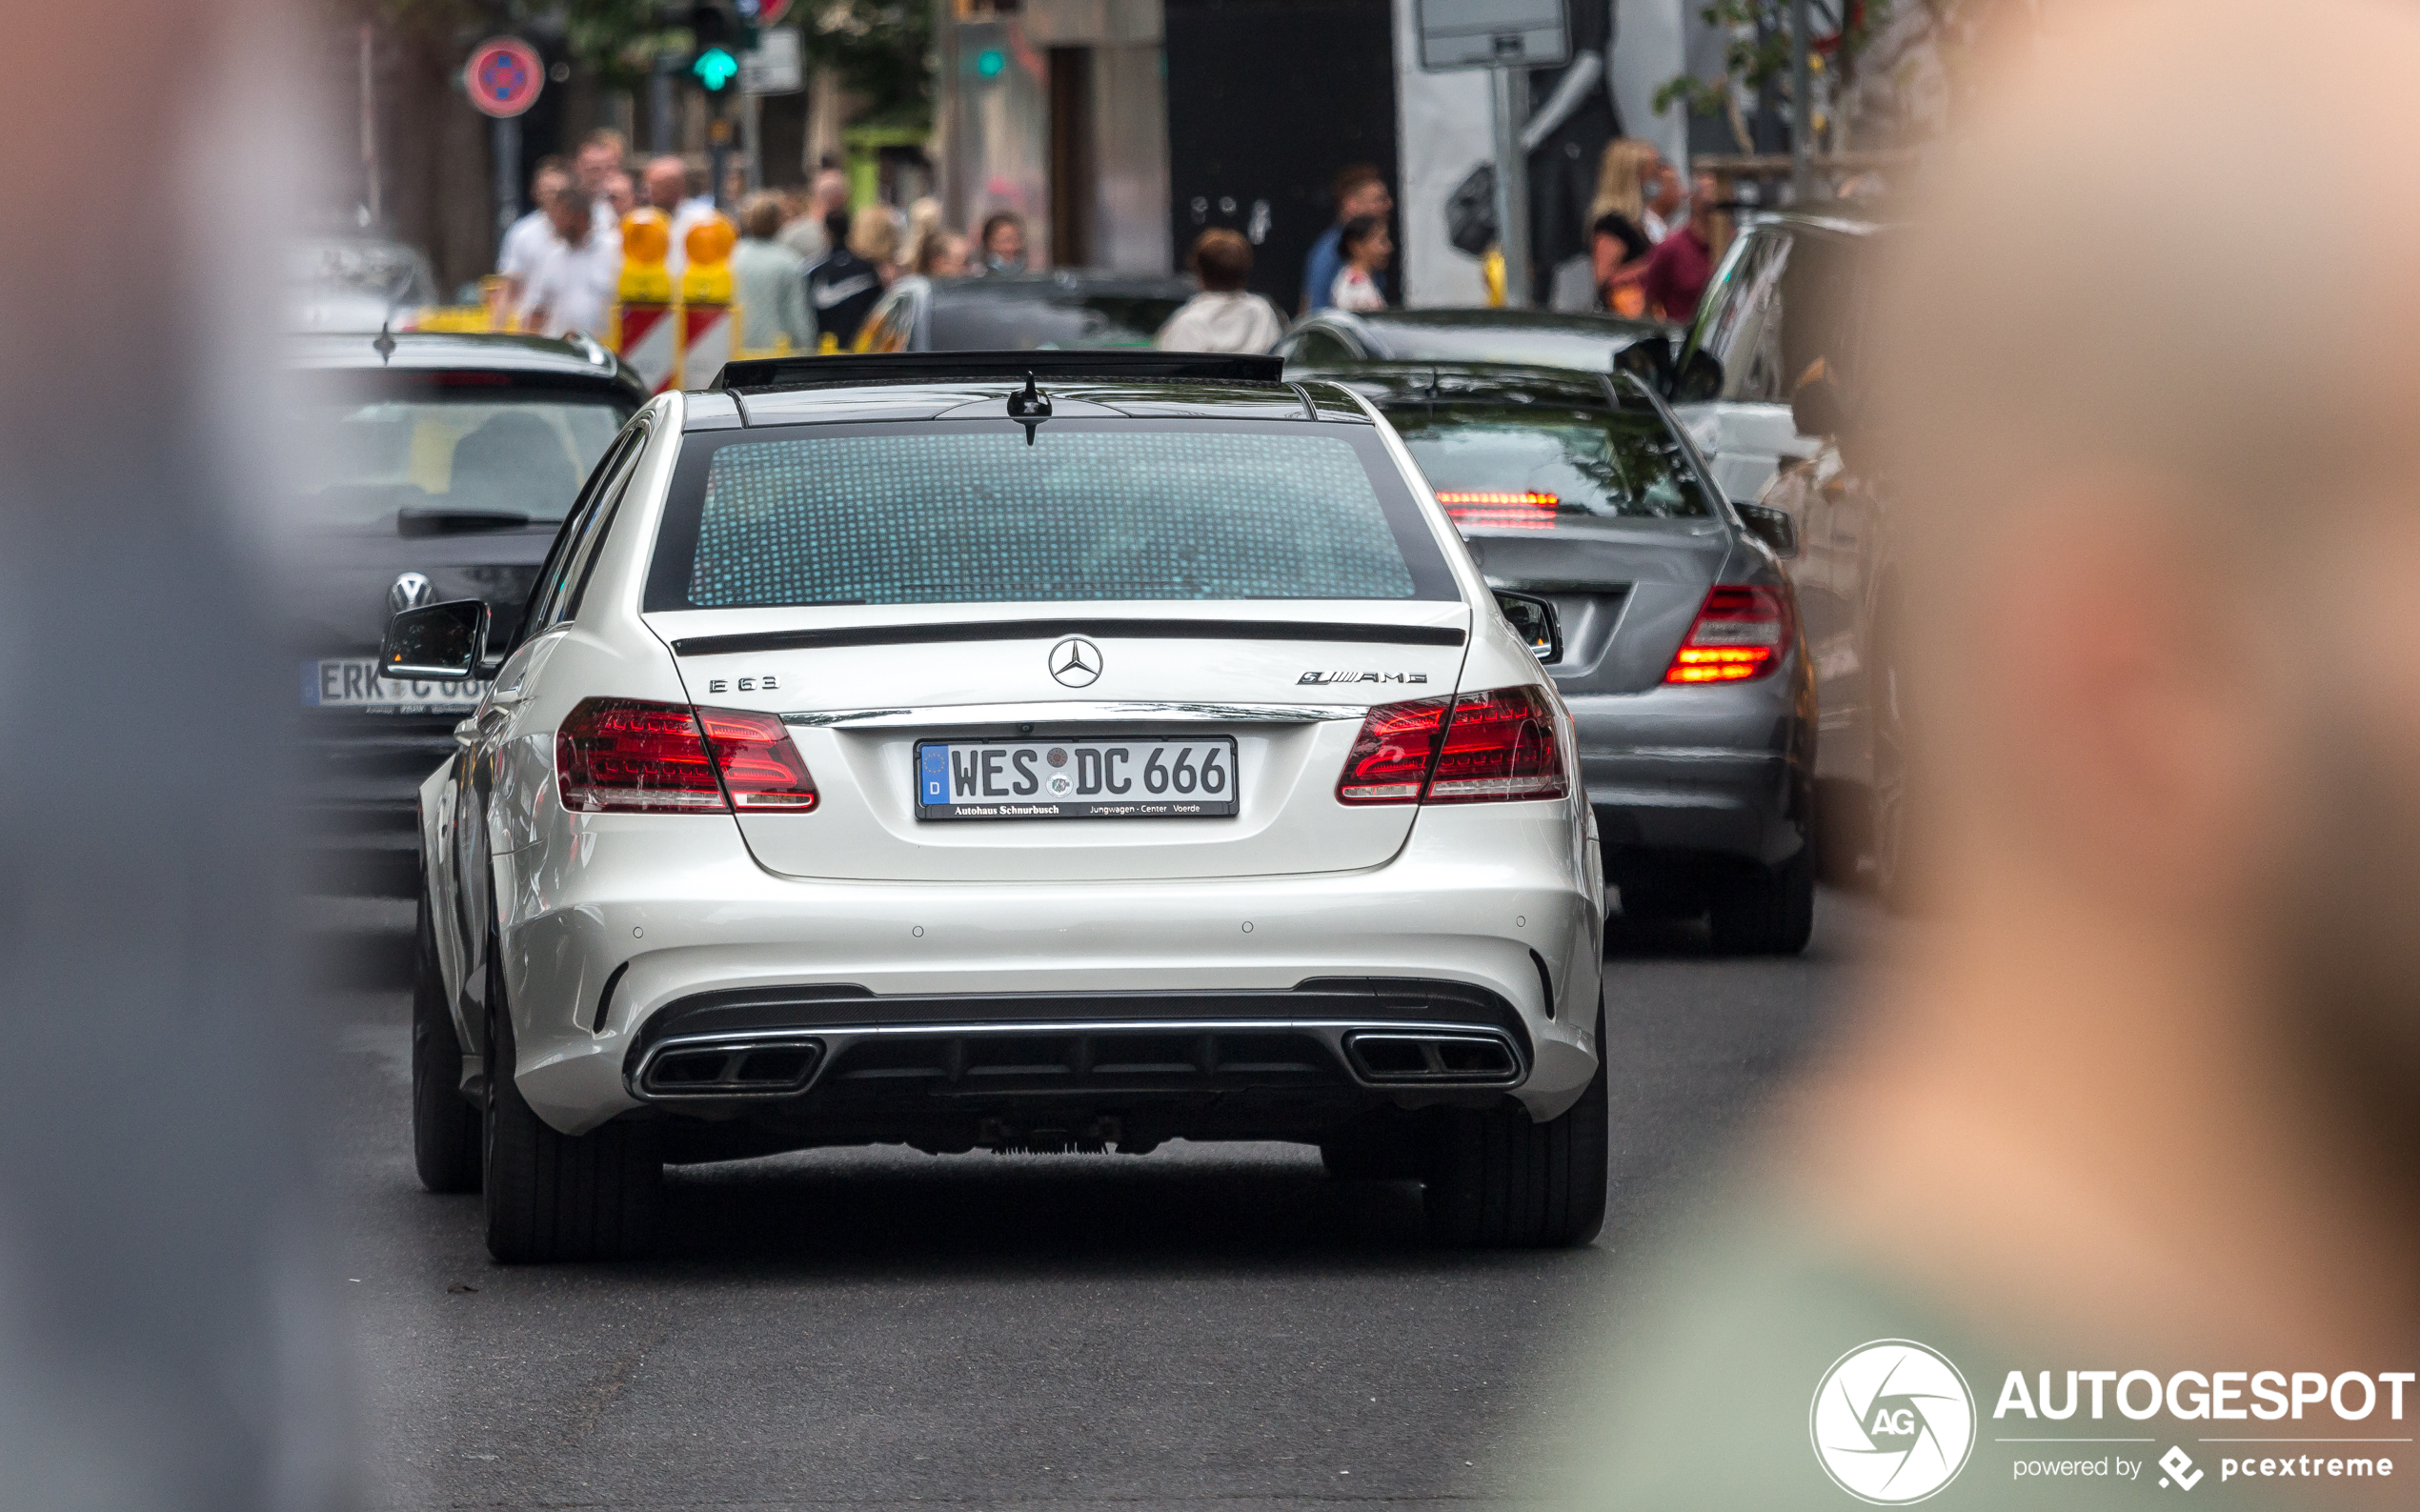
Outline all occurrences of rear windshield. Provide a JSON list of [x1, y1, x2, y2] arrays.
[[646, 418, 1459, 610], [1384, 404, 1714, 525], [928, 290, 1190, 351], [1371, 325, 1647, 373], [292, 384, 630, 527]]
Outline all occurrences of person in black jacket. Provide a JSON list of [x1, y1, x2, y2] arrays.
[[805, 208, 882, 350]]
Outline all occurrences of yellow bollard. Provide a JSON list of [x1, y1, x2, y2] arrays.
[[610, 209, 679, 393], [676, 214, 738, 389]]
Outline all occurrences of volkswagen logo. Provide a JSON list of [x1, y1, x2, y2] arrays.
[[1047, 636, 1102, 688], [389, 572, 436, 615]]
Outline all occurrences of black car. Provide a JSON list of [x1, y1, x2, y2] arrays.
[[289, 331, 646, 894], [1273, 308, 1673, 374], [1302, 360, 1819, 952], [855, 271, 1198, 353]]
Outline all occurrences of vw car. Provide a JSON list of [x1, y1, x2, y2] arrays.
[[391, 350, 1609, 1262], [855, 271, 1198, 353], [1274, 308, 1671, 375], [289, 331, 646, 894], [1295, 361, 1816, 953]]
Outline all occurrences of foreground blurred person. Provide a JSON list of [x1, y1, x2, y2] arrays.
[[0, 1, 350, 1507], [1548, 3, 2420, 1506]]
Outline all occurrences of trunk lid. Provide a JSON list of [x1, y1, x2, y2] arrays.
[[648, 603, 1471, 882], [1462, 518, 1731, 695]]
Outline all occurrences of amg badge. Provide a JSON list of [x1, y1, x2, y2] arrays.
[[1298, 671, 1429, 686]]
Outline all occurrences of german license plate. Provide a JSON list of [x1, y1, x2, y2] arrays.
[[915, 737, 1240, 820], [302, 656, 484, 713]]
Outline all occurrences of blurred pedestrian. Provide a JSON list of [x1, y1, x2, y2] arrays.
[[1637, 171, 1718, 324], [1641, 156, 1685, 244], [601, 170, 635, 224], [780, 167, 851, 264], [1329, 215, 1392, 313], [574, 128, 626, 221], [978, 211, 1029, 273], [914, 231, 971, 279], [1582, 139, 1659, 314], [899, 195, 945, 273], [1547, 5, 2420, 1508], [496, 157, 569, 312], [645, 154, 716, 279], [806, 207, 882, 349], [519, 182, 619, 339], [1302, 165, 1394, 313], [1155, 229, 1284, 353], [733, 192, 814, 354], [850, 204, 904, 288]]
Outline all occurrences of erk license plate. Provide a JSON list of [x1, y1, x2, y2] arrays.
[[916, 737, 1240, 820], [302, 656, 484, 713]]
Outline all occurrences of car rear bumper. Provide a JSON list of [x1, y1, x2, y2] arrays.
[[1563, 677, 1814, 874], [479, 802, 1605, 1138]]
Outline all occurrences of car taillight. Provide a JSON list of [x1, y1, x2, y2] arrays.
[[696, 707, 818, 811], [1337, 696, 1450, 804], [1425, 687, 1570, 802], [1335, 687, 1569, 806], [1664, 585, 1791, 684], [555, 698, 817, 814], [1436, 490, 1559, 530]]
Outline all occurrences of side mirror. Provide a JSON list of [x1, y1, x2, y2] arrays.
[[379, 598, 491, 681], [1493, 590, 1563, 666], [1791, 371, 1849, 439], [1613, 333, 1677, 398], [1736, 503, 1799, 558]]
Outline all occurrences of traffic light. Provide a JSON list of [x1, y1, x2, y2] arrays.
[[689, 2, 740, 92]]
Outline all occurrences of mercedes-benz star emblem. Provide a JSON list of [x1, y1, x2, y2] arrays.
[[1047, 636, 1102, 688], [389, 572, 436, 615]]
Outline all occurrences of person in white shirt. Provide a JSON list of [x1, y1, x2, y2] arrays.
[[518, 188, 620, 339], [496, 159, 570, 311], [1329, 216, 1392, 313], [643, 155, 719, 279], [1155, 229, 1284, 353]]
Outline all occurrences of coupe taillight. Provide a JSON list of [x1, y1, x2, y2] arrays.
[[556, 698, 817, 815], [1335, 686, 1568, 806], [1664, 585, 1791, 684]]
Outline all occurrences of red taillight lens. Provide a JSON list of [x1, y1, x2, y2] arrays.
[[557, 698, 729, 813], [555, 698, 817, 814], [1336, 687, 1569, 806], [1337, 696, 1450, 804], [1664, 585, 1791, 684], [1437, 490, 1560, 530], [696, 707, 818, 811], [1426, 687, 1570, 803]]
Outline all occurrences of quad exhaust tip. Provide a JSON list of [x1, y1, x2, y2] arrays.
[[640, 1038, 825, 1098], [1341, 1031, 1522, 1085]]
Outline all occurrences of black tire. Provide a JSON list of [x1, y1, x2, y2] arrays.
[[482, 942, 661, 1263], [1422, 1015, 1609, 1248], [1707, 847, 1816, 956], [412, 891, 482, 1195]]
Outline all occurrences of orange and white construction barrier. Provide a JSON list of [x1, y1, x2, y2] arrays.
[[611, 209, 679, 393], [676, 214, 737, 390]]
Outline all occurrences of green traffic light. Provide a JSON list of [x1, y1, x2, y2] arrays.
[[693, 46, 739, 91], [977, 49, 1005, 78]]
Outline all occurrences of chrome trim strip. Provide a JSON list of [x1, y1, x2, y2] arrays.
[[780, 701, 1367, 729]]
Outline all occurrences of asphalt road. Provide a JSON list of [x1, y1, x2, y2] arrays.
[[319, 891, 1890, 1511]]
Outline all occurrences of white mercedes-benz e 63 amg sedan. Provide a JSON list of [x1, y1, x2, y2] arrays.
[[384, 351, 1609, 1262]]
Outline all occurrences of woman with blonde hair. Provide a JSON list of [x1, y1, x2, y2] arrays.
[[848, 203, 905, 287], [1589, 139, 1662, 316], [897, 195, 944, 272]]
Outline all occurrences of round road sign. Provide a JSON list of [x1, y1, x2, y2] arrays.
[[465, 37, 544, 119]]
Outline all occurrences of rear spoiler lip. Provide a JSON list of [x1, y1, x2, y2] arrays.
[[669, 617, 1468, 657], [711, 350, 1283, 392]]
